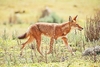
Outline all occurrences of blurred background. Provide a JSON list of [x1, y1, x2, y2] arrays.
[[0, 0, 100, 67], [0, 0, 100, 23]]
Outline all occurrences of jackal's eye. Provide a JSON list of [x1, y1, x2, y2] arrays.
[[76, 24, 78, 26], [75, 24, 79, 27]]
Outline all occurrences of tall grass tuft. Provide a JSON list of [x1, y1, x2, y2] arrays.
[[2, 29, 8, 40], [84, 10, 100, 41], [12, 30, 18, 40]]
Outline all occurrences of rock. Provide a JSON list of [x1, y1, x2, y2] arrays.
[[82, 45, 100, 56]]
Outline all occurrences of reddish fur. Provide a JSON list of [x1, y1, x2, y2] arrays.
[[18, 15, 83, 56], [18, 33, 27, 39]]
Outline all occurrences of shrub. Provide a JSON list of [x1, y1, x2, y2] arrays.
[[84, 10, 100, 41], [38, 12, 63, 23]]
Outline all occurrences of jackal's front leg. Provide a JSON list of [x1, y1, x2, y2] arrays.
[[62, 37, 75, 55]]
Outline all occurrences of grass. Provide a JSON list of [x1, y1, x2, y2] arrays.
[[1, 60, 100, 67], [0, 24, 100, 67], [0, 0, 100, 67]]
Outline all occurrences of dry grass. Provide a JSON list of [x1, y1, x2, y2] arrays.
[[85, 10, 100, 41]]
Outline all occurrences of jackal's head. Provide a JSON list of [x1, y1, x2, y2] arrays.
[[69, 15, 83, 31]]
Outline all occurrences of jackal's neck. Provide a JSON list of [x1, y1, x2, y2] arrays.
[[61, 22, 71, 30]]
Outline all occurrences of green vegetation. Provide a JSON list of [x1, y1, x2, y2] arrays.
[[38, 12, 63, 23], [0, 0, 100, 67], [0, 23, 100, 67]]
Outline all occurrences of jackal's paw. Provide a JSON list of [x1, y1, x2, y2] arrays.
[[72, 52, 75, 55], [20, 51, 23, 56]]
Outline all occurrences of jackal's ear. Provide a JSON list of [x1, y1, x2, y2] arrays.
[[69, 16, 72, 22], [73, 15, 78, 21]]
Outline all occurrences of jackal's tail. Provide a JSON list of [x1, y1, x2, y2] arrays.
[[18, 33, 28, 39]]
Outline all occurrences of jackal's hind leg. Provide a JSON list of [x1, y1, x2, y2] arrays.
[[20, 36, 34, 56], [36, 37, 43, 56], [21, 36, 34, 50], [47, 37, 54, 54]]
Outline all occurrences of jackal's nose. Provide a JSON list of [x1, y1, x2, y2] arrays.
[[79, 28, 83, 31], [81, 28, 83, 31]]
